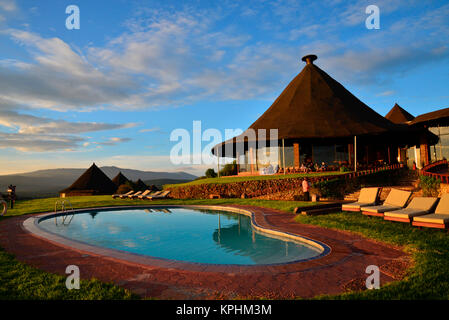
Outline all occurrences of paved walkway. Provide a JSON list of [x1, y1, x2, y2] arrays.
[[0, 205, 411, 299]]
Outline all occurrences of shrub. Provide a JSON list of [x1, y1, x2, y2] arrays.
[[116, 184, 133, 194], [311, 179, 347, 199], [205, 168, 217, 178], [419, 176, 441, 197], [339, 166, 350, 172], [219, 161, 238, 176]]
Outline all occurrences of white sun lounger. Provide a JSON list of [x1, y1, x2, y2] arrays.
[[147, 190, 171, 200], [362, 188, 412, 217], [112, 190, 134, 199], [384, 197, 439, 223], [342, 187, 381, 212], [413, 193, 449, 230]]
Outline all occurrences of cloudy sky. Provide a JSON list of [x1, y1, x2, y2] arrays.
[[0, 0, 448, 175]]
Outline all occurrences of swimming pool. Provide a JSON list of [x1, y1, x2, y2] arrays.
[[36, 206, 328, 265]]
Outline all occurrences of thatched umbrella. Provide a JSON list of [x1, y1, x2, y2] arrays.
[[59, 163, 117, 196]]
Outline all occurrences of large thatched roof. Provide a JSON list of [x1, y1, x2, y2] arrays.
[[213, 55, 409, 156], [112, 171, 129, 186], [385, 103, 415, 124], [60, 163, 117, 195]]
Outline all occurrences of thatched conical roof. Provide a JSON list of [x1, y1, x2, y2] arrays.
[[385, 103, 415, 124], [60, 163, 117, 195], [213, 55, 406, 156], [135, 179, 148, 191], [112, 171, 129, 187]]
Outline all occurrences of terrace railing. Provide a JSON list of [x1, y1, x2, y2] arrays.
[[308, 163, 403, 183], [420, 159, 449, 183]]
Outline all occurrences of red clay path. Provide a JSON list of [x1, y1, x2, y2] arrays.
[[0, 205, 411, 299]]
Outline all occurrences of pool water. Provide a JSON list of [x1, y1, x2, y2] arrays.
[[38, 207, 324, 265]]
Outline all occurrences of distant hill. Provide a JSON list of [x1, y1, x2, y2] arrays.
[[0, 166, 196, 199]]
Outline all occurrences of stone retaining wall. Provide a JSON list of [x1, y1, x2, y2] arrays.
[[169, 177, 307, 199], [169, 165, 404, 200]]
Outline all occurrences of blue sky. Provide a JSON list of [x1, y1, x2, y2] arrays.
[[0, 0, 448, 175]]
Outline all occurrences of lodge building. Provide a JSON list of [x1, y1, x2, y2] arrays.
[[213, 55, 446, 174]]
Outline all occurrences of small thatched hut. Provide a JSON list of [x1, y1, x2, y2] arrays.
[[59, 163, 117, 197], [112, 171, 130, 187], [134, 179, 148, 191]]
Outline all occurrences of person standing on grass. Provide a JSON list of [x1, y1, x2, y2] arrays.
[[302, 177, 310, 201]]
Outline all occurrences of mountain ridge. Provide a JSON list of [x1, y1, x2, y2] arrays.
[[0, 166, 196, 198]]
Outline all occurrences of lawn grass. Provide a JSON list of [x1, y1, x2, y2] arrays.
[[3, 196, 315, 217], [295, 213, 449, 299], [0, 247, 137, 300], [1, 195, 448, 299], [164, 171, 347, 189]]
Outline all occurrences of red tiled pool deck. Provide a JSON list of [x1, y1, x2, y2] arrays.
[[0, 205, 411, 299]]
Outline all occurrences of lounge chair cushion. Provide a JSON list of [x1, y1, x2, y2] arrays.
[[150, 190, 170, 199], [363, 204, 402, 213], [384, 197, 438, 218], [342, 187, 379, 210], [434, 193, 449, 215], [358, 187, 380, 204], [413, 214, 449, 224], [138, 190, 152, 198], [144, 191, 162, 198], [384, 208, 430, 219], [384, 189, 412, 207], [406, 197, 439, 211], [342, 202, 375, 210]]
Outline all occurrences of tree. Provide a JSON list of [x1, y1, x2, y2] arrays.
[[219, 161, 238, 176], [205, 168, 217, 178]]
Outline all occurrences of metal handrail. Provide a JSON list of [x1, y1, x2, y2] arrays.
[[54, 199, 74, 225]]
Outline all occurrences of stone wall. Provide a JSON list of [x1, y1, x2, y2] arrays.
[[439, 183, 449, 196], [169, 177, 308, 199], [168, 165, 404, 200]]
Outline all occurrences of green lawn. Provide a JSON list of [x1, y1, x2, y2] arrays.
[[0, 247, 136, 300], [1, 195, 448, 299], [164, 171, 347, 189], [3, 196, 315, 217], [295, 213, 449, 299]]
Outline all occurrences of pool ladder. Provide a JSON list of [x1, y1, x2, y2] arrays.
[[54, 199, 74, 226]]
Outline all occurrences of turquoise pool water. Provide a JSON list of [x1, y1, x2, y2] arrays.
[[38, 207, 324, 265]]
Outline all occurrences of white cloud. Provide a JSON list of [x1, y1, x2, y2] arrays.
[[0, 131, 84, 152], [139, 127, 162, 133], [0, 0, 17, 12], [1, 2, 448, 114], [0, 97, 137, 152], [377, 90, 395, 97]]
